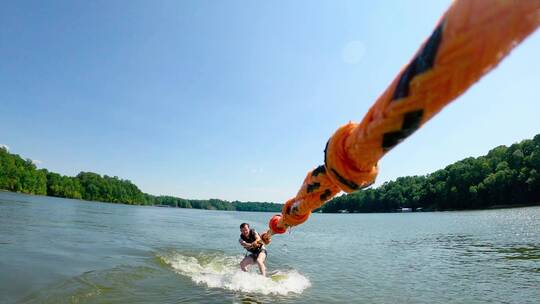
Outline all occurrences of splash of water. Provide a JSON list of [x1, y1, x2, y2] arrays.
[[158, 251, 310, 295]]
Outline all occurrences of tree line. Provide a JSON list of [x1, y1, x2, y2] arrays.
[[2, 134, 539, 213], [320, 134, 540, 213], [0, 147, 281, 212]]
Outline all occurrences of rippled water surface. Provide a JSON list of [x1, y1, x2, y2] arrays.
[[1, 191, 539, 303]]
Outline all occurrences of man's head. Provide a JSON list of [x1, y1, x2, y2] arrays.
[[240, 223, 250, 236]]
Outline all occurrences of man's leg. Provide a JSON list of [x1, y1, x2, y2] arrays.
[[240, 255, 255, 272], [256, 251, 266, 276]]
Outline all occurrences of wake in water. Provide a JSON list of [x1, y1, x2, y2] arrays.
[[157, 250, 311, 295]]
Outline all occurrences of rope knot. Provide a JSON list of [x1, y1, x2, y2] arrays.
[[325, 123, 378, 193]]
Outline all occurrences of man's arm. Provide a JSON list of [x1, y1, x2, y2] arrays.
[[239, 238, 252, 249], [252, 231, 263, 248], [254, 232, 262, 243]]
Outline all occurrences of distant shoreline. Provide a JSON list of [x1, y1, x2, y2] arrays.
[[0, 146, 283, 212], [0, 190, 283, 212], [3, 135, 539, 214], [2, 190, 538, 214]]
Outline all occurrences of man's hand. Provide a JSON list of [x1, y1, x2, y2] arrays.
[[251, 240, 262, 249], [240, 240, 252, 249]]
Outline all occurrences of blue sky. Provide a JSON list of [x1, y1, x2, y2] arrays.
[[1, 1, 539, 203]]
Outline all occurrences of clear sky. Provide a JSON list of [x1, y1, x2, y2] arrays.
[[1, 1, 539, 203]]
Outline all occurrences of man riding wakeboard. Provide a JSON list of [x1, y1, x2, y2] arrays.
[[238, 223, 267, 276]]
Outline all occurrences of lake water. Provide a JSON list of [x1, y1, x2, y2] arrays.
[[0, 191, 539, 304]]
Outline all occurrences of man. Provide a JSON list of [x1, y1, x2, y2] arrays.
[[238, 222, 267, 276]]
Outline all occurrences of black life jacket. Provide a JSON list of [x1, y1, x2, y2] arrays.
[[240, 229, 260, 253], [241, 229, 257, 243]]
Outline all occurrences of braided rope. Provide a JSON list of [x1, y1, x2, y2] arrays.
[[264, 0, 540, 238]]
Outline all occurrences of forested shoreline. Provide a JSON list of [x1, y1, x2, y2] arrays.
[[1, 134, 539, 213], [320, 134, 540, 213], [0, 147, 281, 212]]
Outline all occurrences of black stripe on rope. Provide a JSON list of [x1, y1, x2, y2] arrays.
[[312, 165, 326, 177], [331, 168, 359, 191], [382, 109, 424, 151], [307, 182, 321, 193], [392, 22, 444, 101], [383, 21, 445, 151], [320, 189, 333, 201], [324, 141, 360, 191]]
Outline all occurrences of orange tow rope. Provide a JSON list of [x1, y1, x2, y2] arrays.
[[261, 0, 540, 244]]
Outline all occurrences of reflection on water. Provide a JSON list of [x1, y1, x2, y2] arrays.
[[238, 295, 264, 304], [21, 266, 161, 304], [431, 233, 540, 263], [498, 245, 540, 260]]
